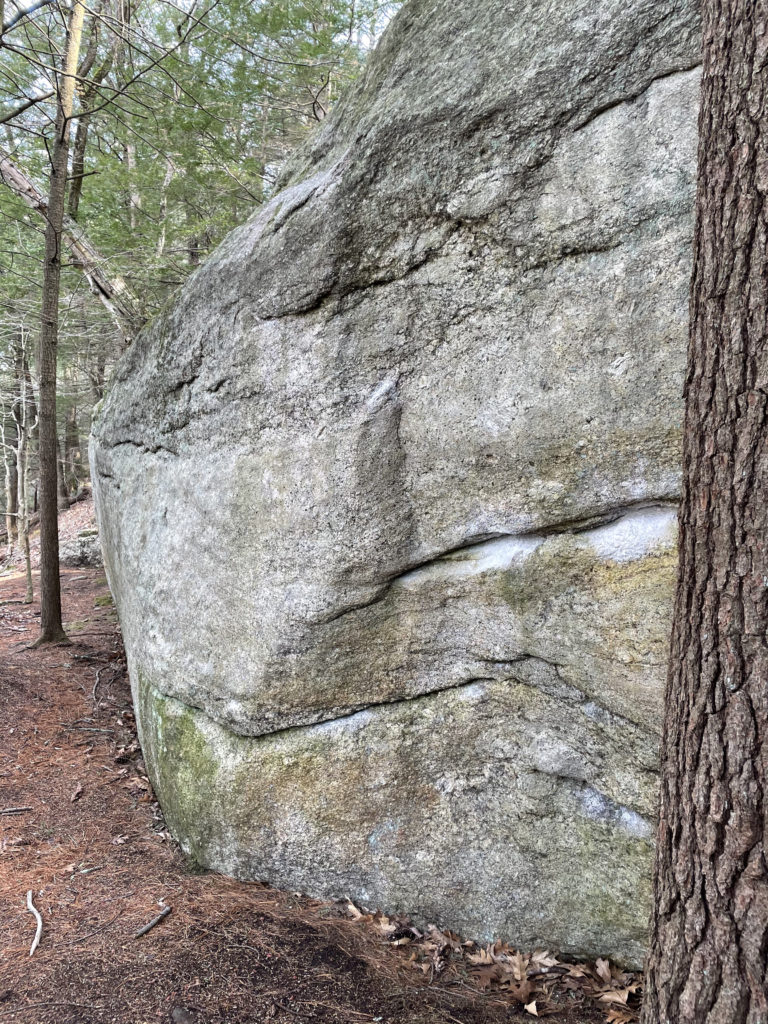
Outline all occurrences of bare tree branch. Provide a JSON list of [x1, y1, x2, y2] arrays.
[[0, 87, 53, 125], [1, 0, 59, 37], [0, 145, 144, 341]]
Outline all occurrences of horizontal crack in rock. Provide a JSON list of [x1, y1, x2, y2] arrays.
[[148, 667, 655, 831], [314, 499, 678, 627], [148, 670, 516, 744]]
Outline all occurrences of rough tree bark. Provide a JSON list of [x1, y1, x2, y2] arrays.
[[641, 3, 768, 1023], [35, 0, 87, 645]]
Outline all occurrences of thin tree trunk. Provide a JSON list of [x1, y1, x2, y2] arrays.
[[57, 438, 69, 510], [64, 403, 80, 484], [2, 424, 17, 559], [19, 427, 33, 606], [67, 116, 90, 221], [88, 347, 107, 404], [35, 0, 86, 645], [13, 330, 35, 604], [2, 333, 21, 556], [641, 2, 768, 1022], [18, 412, 32, 604], [66, 4, 111, 223]]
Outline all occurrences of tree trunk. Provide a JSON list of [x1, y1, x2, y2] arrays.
[[18, 421, 33, 607], [18, 410, 33, 605], [35, 0, 86, 645], [641, 3, 768, 1022], [2, 418, 17, 560], [64, 403, 81, 485], [4, 449, 17, 555], [67, 116, 90, 222], [57, 438, 70, 510], [2, 333, 21, 557], [88, 347, 107, 404], [13, 331, 36, 605]]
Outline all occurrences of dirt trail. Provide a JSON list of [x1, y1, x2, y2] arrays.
[[0, 507, 607, 1024]]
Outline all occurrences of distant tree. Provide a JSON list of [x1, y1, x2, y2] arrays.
[[641, 2, 768, 1021], [34, 0, 86, 643]]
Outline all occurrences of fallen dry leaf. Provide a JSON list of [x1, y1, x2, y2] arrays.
[[531, 950, 559, 968], [598, 987, 635, 1005], [336, 894, 642, 1022], [503, 978, 534, 1004], [510, 950, 528, 981], [595, 957, 613, 985], [70, 782, 84, 802], [473, 965, 503, 989], [467, 946, 494, 966]]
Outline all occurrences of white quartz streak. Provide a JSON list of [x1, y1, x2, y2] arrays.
[[395, 504, 677, 588]]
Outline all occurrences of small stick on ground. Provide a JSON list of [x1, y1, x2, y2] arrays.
[[0, 806, 32, 815], [133, 904, 171, 938], [26, 890, 42, 955], [92, 666, 105, 703]]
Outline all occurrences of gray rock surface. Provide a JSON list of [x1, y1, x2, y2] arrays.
[[91, 0, 702, 966], [59, 529, 103, 568]]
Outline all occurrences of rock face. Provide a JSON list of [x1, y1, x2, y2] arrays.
[[91, 0, 702, 966]]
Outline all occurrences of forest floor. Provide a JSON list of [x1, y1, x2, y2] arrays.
[[0, 503, 632, 1024]]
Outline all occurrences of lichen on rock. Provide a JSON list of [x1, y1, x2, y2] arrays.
[[91, 0, 702, 966]]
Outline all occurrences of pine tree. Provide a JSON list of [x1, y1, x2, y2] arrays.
[[641, 1, 768, 1020]]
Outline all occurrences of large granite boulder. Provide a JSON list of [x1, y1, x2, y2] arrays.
[[91, 0, 702, 966]]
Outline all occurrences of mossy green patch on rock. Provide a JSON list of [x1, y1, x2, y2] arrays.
[[135, 666, 657, 966], [138, 677, 225, 863]]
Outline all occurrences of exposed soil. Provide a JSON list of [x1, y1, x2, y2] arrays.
[[0, 504, 617, 1024]]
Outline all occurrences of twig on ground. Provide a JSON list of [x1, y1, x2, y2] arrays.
[[92, 665, 105, 702], [0, 806, 32, 815], [133, 904, 172, 938], [272, 1001, 306, 1018], [26, 890, 43, 955]]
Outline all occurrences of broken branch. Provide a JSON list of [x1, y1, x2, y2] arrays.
[[133, 904, 171, 938]]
